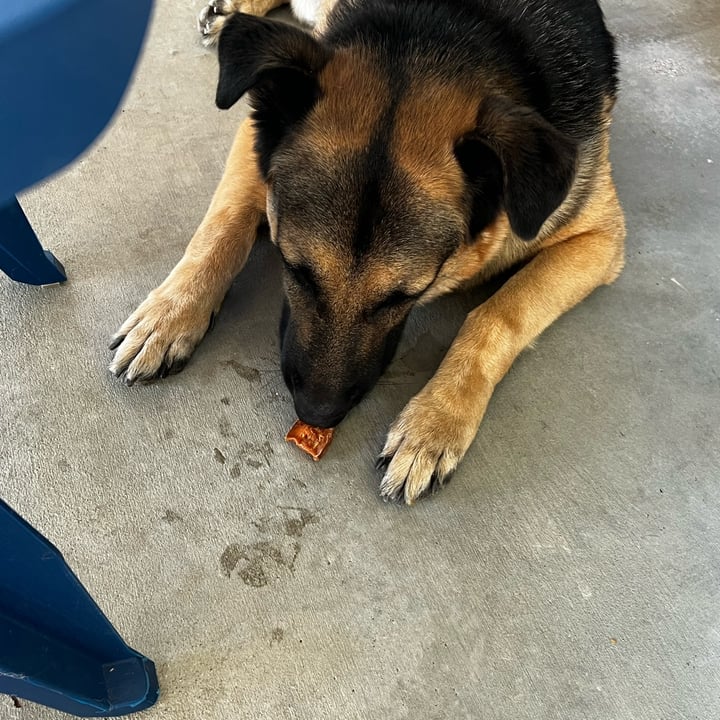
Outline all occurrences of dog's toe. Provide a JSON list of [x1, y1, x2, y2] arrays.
[[197, 0, 234, 45], [379, 446, 458, 505], [377, 393, 475, 505], [109, 284, 218, 385]]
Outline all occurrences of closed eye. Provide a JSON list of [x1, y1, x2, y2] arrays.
[[370, 290, 419, 316], [283, 260, 319, 296]]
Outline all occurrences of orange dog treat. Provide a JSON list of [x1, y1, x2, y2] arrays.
[[285, 420, 334, 461]]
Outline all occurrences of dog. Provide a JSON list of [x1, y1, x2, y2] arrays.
[[110, 0, 626, 504]]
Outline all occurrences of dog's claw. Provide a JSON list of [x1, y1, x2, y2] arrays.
[[197, 0, 234, 43], [377, 392, 472, 504]]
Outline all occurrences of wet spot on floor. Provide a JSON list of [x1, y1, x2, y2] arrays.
[[220, 540, 300, 587], [222, 360, 261, 382], [219, 418, 235, 438], [220, 544, 244, 577], [280, 507, 319, 538], [238, 441, 273, 468]]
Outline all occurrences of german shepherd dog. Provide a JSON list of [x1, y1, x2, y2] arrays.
[[110, 0, 625, 504]]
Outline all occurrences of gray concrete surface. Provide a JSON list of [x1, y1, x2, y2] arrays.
[[2, 1, 719, 718]]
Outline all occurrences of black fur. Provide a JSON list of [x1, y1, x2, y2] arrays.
[[216, 13, 330, 176], [323, 0, 614, 240], [325, 0, 617, 140], [472, 95, 580, 240], [215, 0, 619, 426], [217, 1, 616, 241]]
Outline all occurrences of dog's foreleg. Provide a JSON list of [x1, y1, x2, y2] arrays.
[[110, 118, 266, 384], [378, 181, 626, 504]]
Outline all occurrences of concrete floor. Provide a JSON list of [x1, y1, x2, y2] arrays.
[[2, 1, 719, 718]]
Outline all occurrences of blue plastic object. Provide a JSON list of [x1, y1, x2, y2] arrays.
[[0, 0, 154, 284], [0, 198, 67, 285], [0, 500, 159, 716]]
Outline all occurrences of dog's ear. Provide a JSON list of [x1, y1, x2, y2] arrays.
[[457, 96, 578, 241], [454, 136, 505, 239], [216, 14, 330, 174]]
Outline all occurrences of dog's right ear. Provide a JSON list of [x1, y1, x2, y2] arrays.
[[216, 13, 331, 174]]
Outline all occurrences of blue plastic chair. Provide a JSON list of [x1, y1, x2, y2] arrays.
[[0, 0, 154, 285], [0, 500, 159, 716]]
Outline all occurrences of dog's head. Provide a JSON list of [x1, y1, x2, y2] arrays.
[[216, 14, 577, 427]]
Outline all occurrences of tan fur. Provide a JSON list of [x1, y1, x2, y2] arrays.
[[392, 82, 478, 204], [380, 121, 625, 502], [236, 0, 286, 15], [305, 49, 390, 156], [199, 0, 340, 43], [115, 11, 626, 504], [311, 0, 341, 35], [109, 118, 266, 382]]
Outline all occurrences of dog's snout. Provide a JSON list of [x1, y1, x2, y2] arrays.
[[280, 300, 405, 428], [293, 392, 348, 429], [292, 380, 368, 429]]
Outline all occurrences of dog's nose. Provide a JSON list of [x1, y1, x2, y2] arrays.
[[292, 379, 369, 428], [293, 390, 349, 429]]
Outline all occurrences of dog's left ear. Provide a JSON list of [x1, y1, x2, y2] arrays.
[[216, 13, 331, 174], [458, 96, 578, 241]]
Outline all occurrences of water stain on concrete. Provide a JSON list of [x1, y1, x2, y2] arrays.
[[219, 417, 235, 438], [220, 541, 300, 587], [220, 544, 244, 577], [162, 509, 183, 523], [222, 360, 261, 382], [238, 440, 273, 468], [222, 507, 318, 586], [280, 507, 319, 537]]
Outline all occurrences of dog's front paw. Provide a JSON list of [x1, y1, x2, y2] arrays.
[[109, 277, 218, 385], [198, 0, 277, 44], [377, 391, 481, 505], [197, 0, 235, 45]]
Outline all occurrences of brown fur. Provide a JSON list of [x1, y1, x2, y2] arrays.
[[305, 49, 390, 156], [113, 3, 626, 504], [392, 82, 478, 205]]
